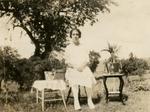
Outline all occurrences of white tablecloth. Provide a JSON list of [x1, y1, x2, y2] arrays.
[[32, 80, 66, 91]]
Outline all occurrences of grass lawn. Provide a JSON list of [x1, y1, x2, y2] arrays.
[[0, 74, 150, 112]]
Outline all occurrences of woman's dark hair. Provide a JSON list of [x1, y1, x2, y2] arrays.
[[70, 28, 81, 38]]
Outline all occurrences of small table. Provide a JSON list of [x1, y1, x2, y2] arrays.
[[32, 80, 68, 111], [96, 73, 125, 104]]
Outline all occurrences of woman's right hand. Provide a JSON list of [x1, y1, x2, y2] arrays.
[[77, 67, 83, 72], [67, 63, 74, 69]]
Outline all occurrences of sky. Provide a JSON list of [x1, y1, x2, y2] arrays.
[[0, 0, 150, 59], [80, 0, 150, 59]]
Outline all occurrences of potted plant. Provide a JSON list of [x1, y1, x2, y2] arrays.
[[48, 51, 67, 80], [101, 42, 121, 73]]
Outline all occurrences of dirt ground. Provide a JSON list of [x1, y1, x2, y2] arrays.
[[35, 73, 150, 112], [0, 74, 150, 112], [67, 74, 150, 112]]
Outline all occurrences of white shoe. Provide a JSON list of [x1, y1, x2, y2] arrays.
[[75, 106, 81, 110], [74, 102, 81, 110], [88, 99, 95, 109]]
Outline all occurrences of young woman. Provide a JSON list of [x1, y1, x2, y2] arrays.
[[65, 28, 96, 110]]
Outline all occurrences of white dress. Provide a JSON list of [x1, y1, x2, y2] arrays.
[[65, 43, 96, 88]]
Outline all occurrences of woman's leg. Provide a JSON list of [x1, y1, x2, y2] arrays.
[[85, 87, 95, 109], [72, 85, 81, 110]]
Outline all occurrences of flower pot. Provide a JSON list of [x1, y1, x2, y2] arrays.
[[54, 69, 66, 80], [44, 71, 54, 80]]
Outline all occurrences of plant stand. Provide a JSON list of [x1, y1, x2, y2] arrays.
[[102, 74, 125, 104]]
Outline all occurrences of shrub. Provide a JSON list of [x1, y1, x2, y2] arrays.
[[48, 55, 66, 71], [89, 50, 101, 73], [15, 53, 66, 90], [121, 58, 149, 76], [0, 46, 20, 82], [14, 56, 51, 90], [14, 58, 35, 90], [0, 48, 67, 90]]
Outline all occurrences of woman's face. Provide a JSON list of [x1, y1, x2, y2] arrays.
[[71, 30, 80, 45]]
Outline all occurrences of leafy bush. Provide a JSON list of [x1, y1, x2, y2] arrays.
[[14, 56, 52, 90], [0, 46, 20, 82], [121, 58, 149, 76], [0, 47, 67, 90], [48, 51, 66, 71], [14, 58, 36, 90], [15, 52, 66, 90], [89, 50, 101, 73]]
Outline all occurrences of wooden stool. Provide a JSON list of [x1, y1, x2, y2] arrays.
[[32, 80, 68, 112]]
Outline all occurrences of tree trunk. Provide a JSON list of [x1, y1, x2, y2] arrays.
[[34, 45, 41, 57], [41, 37, 53, 59], [41, 47, 52, 59]]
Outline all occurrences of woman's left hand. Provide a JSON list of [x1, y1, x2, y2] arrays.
[[77, 67, 84, 72], [76, 62, 89, 72]]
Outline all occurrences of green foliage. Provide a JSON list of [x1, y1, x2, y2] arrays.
[[0, 47, 67, 90], [16, 57, 48, 90], [102, 42, 120, 54], [102, 42, 120, 63], [89, 50, 100, 73], [14, 53, 66, 90], [0, 0, 113, 58], [102, 42, 121, 73], [14, 58, 37, 90], [0, 46, 20, 81], [48, 51, 66, 71], [121, 58, 149, 75]]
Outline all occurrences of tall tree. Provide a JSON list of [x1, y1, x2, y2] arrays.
[[0, 0, 113, 58]]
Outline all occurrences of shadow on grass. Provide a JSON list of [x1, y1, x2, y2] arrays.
[[77, 94, 102, 105], [106, 94, 128, 103]]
